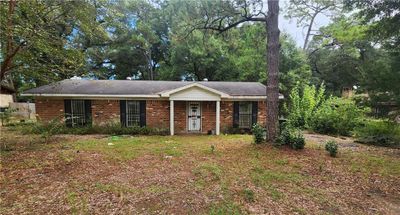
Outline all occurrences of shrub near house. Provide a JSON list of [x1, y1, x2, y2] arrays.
[[286, 84, 367, 136], [311, 97, 366, 136], [355, 120, 400, 147]]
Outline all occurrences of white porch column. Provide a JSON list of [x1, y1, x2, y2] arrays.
[[170, 100, 174, 135], [216, 100, 220, 135]]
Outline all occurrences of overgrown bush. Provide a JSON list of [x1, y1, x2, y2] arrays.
[[0, 108, 16, 126], [311, 97, 366, 136], [286, 84, 325, 129], [354, 119, 400, 147], [278, 124, 305, 150], [252, 123, 265, 144]]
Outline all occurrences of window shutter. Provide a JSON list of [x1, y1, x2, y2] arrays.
[[252, 101, 258, 126], [64, 99, 72, 127], [84, 100, 92, 126], [139, 100, 146, 127], [120, 100, 126, 127], [233, 101, 239, 128]]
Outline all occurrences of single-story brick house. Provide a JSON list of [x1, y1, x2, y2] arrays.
[[22, 80, 282, 135]]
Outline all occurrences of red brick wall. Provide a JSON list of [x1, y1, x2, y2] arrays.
[[91, 100, 120, 125], [202, 101, 216, 133], [174, 101, 186, 133], [257, 101, 267, 127], [220, 101, 234, 130], [35, 98, 65, 122], [146, 100, 169, 129]]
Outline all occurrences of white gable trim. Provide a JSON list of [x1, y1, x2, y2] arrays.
[[160, 83, 229, 98], [169, 86, 221, 101]]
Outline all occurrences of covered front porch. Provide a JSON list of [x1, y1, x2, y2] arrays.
[[160, 83, 226, 136], [169, 100, 221, 135], [162, 83, 224, 135]]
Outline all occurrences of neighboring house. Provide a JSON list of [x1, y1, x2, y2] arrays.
[[0, 84, 15, 112], [22, 80, 282, 135]]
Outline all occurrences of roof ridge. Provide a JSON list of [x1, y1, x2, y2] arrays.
[[62, 79, 263, 83]]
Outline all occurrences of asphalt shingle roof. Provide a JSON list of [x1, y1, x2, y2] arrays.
[[23, 79, 268, 96]]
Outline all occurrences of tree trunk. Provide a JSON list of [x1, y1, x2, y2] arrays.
[[1, 0, 17, 82], [266, 0, 280, 142], [303, 12, 317, 50]]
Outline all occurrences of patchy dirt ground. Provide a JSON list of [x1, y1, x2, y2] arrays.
[[1, 128, 399, 214]]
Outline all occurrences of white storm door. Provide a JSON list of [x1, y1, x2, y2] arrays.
[[187, 102, 201, 131]]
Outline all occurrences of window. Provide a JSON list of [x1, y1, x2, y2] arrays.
[[126, 101, 140, 127], [70, 100, 86, 127], [120, 100, 145, 127], [239, 102, 252, 128]]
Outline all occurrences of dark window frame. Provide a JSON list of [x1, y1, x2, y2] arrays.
[[64, 99, 91, 127], [126, 100, 141, 127], [238, 102, 253, 129], [120, 100, 146, 127]]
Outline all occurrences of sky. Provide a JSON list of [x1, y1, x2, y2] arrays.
[[278, 0, 332, 47]]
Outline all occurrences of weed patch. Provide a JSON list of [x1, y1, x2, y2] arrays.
[[66, 191, 89, 214], [209, 201, 243, 215], [251, 166, 303, 186], [95, 182, 137, 195]]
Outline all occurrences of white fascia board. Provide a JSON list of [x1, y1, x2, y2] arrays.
[[160, 83, 229, 98], [170, 97, 221, 101]]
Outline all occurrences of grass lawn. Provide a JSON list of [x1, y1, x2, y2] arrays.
[[1, 128, 400, 214]]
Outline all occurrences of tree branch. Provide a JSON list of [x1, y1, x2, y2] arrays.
[[197, 16, 266, 34]]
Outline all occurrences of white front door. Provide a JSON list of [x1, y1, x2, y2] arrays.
[[187, 102, 201, 132]]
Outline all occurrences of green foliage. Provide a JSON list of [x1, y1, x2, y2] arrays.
[[242, 188, 255, 203], [0, 1, 109, 83], [0, 108, 16, 126], [209, 201, 243, 215], [17, 121, 169, 136], [285, 0, 339, 50], [345, 0, 400, 50], [193, 163, 222, 182], [292, 132, 306, 150], [278, 125, 305, 150], [210, 145, 215, 154], [279, 34, 313, 96], [325, 140, 338, 157], [222, 126, 250, 135], [354, 120, 400, 147], [32, 117, 65, 143], [287, 83, 325, 128], [309, 15, 400, 108], [252, 123, 265, 144], [311, 97, 366, 136]]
